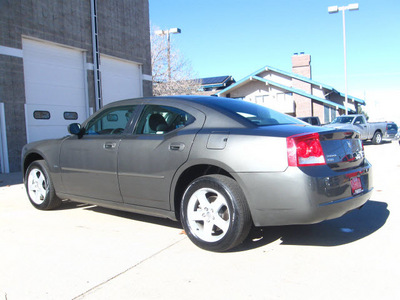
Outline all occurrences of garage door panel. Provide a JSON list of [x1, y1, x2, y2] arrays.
[[23, 40, 83, 68], [23, 38, 88, 143], [25, 84, 86, 106], [25, 104, 87, 143], [100, 55, 142, 106], [24, 63, 85, 86], [23, 57, 84, 74]]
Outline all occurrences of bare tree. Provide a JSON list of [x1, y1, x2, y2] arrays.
[[151, 25, 201, 96]]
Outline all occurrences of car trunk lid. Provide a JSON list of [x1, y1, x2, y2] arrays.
[[319, 129, 365, 171]]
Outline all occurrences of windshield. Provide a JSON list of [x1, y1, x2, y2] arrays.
[[387, 123, 398, 131], [208, 99, 304, 126], [331, 116, 354, 124]]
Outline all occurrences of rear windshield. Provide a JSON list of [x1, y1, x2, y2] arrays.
[[209, 99, 304, 126]]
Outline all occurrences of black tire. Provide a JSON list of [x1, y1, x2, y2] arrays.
[[180, 174, 252, 252], [372, 131, 382, 145], [25, 160, 62, 210]]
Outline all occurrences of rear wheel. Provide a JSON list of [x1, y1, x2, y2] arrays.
[[25, 160, 62, 210], [372, 131, 382, 145], [180, 175, 252, 252]]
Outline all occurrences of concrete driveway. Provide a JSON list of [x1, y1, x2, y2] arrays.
[[1, 141, 399, 299]]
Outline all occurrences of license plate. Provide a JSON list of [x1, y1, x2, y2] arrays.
[[350, 177, 363, 195]]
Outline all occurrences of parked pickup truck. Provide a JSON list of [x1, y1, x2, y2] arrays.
[[298, 116, 321, 126], [325, 114, 387, 144]]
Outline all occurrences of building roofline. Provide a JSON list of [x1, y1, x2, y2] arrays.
[[251, 75, 351, 112], [216, 65, 364, 109]]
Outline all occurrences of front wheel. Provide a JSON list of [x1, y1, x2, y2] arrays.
[[180, 175, 252, 252], [25, 160, 62, 210], [372, 131, 382, 145]]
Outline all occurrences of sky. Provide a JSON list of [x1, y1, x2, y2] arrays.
[[149, 0, 400, 123]]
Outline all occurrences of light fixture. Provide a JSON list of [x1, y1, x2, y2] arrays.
[[154, 28, 182, 81]]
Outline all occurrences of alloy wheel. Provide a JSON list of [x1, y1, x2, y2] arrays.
[[27, 168, 48, 205], [186, 187, 231, 243]]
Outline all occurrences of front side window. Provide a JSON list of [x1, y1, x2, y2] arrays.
[[85, 105, 137, 135], [354, 116, 365, 125], [135, 105, 195, 134]]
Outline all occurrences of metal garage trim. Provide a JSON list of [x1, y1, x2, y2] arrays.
[[0, 103, 9, 173]]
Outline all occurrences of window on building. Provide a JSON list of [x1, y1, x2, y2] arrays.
[[331, 107, 337, 121], [255, 95, 269, 104], [64, 112, 78, 120], [33, 111, 50, 120], [324, 106, 337, 123]]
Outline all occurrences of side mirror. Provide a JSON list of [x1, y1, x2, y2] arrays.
[[68, 123, 82, 135]]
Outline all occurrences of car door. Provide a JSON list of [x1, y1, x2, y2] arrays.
[[118, 103, 206, 210], [59, 105, 138, 202], [354, 116, 368, 140]]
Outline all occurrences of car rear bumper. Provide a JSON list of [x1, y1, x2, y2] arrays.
[[383, 133, 398, 140], [234, 160, 373, 227]]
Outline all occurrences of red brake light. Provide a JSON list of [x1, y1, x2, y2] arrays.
[[287, 132, 326, 167]]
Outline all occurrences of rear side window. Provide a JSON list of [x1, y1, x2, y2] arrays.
[[135, 105, 195, 134], [310, 118, 320, 126]]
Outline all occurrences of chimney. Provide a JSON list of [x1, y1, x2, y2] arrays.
[[291, 53, 312, 117], [292, 53, 311, 79]]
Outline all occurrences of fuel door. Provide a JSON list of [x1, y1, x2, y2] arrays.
[[207, 131, 229, 150]]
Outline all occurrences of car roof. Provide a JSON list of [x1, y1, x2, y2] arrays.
[[106, 95, 239, 108], [96, 96, 252, 129]]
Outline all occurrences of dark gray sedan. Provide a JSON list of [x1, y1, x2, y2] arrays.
[[22, 96, 373, 251]]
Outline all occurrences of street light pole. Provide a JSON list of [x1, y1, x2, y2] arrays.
[[155, 28, 181, 81], [342, 7, 349, 116], [328, 3, 359, 115]]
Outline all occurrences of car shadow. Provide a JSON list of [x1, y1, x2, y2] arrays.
[[0, 172, 23, 187], [59, 200, 182, 229], [59, 199, 389, 251], [363, 140, 392, 146], [88, 205, 182, 229], [234, 200, 389, 252]]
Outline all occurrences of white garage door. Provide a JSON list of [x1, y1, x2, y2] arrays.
[[22, 39, 88, 143], [100, 55, 142, 106]]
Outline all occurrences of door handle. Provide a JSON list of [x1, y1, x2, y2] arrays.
[[104, 142, 117, 150], [169, 142, 185, 151]]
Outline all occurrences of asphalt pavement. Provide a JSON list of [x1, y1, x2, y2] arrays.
[[1, 141, 399, 299]]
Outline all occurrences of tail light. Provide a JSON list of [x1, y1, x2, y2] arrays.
[[287, 132, 326, 167]]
